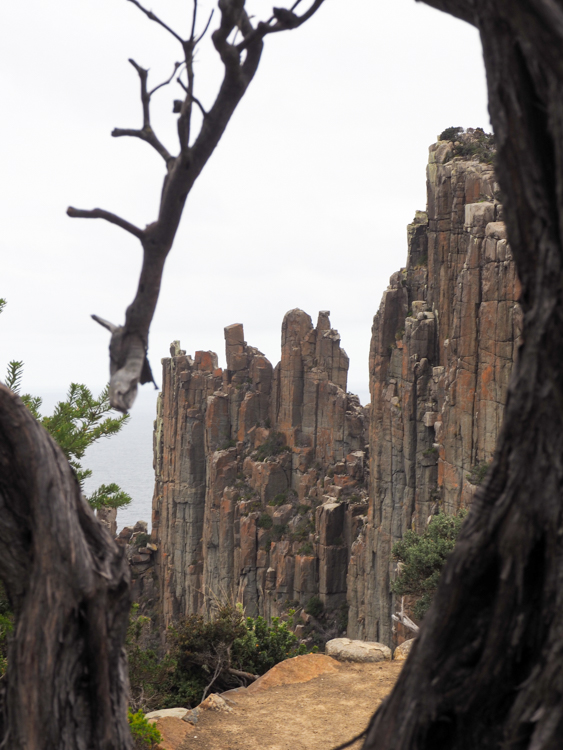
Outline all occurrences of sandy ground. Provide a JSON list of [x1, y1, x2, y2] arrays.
[[153, 655, 403, 750]]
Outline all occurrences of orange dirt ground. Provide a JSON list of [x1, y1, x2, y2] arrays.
[[153, 654, 403, 750]]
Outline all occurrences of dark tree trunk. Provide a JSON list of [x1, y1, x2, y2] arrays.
[[0, 385, 132, 749], [363, 2, 563, 748]]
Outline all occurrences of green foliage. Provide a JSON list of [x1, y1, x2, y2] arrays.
[[134, 533, 152, 548], [128, 604, 314, 711], [467, 461, 491, 486], [1, 299, 130, 510], [231, 613, 308, 675], [299, 541, 314, 555], [128, 710, 162, 750], [271, 524, 288, 541], [257, 513, 273, 530], [219, 438, 236, 451], [391, 511, 467, 620], [439, 126, 463, 141], [269, 492, 288, 507], [4, 360, 24, 394], [254, 432, 291, 462], [289, 516, 314, 543], [305, 595, 324, 618]]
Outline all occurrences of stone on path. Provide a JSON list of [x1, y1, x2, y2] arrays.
[[325, 638, 392, 663]]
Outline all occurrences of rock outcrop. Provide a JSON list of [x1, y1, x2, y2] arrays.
[[150, 134, 521, 646], [152, 310, 368, 626], [346, 136, 522, 644]]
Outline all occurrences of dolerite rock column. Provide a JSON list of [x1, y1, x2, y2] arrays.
[[347, 139, 522, 645]]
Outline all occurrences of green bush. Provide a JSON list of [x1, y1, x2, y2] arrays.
[[269, 492, 288, 507], [128, 710, 162, 750], [305, 595, 324, 618], [127, 603, 316, 711], [232, 614, 308, 675], [467, 461, 491, 486], [257, 513, 273, 530], [254, 432, 291, 462], [439, 126, 463, 141], [391, 510, 467, 620]]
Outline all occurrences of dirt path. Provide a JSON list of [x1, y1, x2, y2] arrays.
[[154, 656, 403, 750]]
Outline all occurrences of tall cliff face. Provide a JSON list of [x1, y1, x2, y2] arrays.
[[151, 138, 522, 645], [152, 310, 368, 626], [346, 139, 522, 644]]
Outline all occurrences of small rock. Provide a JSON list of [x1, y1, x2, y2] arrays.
[[325, 638, 392, 663]]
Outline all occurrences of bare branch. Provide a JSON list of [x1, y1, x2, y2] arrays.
[[66, 207, 145, 240], [111, 59, 174, 163], [126, 0, 185, 43], [236, 0, 327, 51], [190, 0, 198, 41], [194, 9, 215, 44], [149, 60, 182, 96], [92, 315, 119, 334]]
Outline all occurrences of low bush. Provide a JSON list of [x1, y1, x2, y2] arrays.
[[128, 603, 315, 711], [466, 461, 491, 486], [257, 513, 273, 530], [128, 710, 162, 750], [254, 432, 291, 462], [305, 595, 324, 619]]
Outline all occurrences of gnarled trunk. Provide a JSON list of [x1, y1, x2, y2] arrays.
[[364, 2, 563, 748], [0, 385, 131, 749]]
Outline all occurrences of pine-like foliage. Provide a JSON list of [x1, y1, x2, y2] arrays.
[[1, 299, 131, 510]]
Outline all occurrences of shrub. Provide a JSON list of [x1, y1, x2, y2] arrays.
[[271, 524, 288, 541], [467, 461, 491, 486], [128, 710, 162, 750], [254, 432, 290, 462], [134, 533, 152, 548], [305, 595, 324, 618], [257, 513, 273, 530], [232, 615, 308, 675], [269, 492, 288, 507], [299, 541, 314, 556], [391, 510, 467, 620], [439, 126, 463, 142]]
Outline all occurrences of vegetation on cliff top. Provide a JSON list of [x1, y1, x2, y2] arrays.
[[439, 126, 496, 165]]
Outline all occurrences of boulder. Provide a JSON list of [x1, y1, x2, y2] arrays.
[[393, 638, 415, 661], [325, 638, 392, 663], [145, 708, 188, 722]]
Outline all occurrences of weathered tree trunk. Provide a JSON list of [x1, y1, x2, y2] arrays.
[[363, 2, 563, 748], [0, 385, 132, 749]]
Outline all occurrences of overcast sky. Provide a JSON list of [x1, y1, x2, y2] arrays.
[[1, 0, 490, 410]]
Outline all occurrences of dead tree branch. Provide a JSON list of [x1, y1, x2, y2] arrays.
[[111, 59, 174, 164], [68, 0, 327, 411], [66, 207, 145, 240]]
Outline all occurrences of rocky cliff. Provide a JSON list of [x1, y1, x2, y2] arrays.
[[346, 136, 522, 644], [152, 310, 369, 628], [151, 135, 522, 645]]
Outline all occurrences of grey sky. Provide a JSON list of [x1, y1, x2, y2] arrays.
[[1, 0, 489, 408]]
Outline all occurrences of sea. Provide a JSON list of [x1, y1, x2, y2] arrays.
[[81, 386, 159, 532]]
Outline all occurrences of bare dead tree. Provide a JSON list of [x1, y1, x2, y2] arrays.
[[68, 0, 327, 413], [361, 2, 563, 748], [0, 3, 327, 748], [0, 385, 131, 749]]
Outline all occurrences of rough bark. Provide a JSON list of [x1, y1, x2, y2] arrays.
[[364, 1, 563, 748], [0, 385, 132, 750]]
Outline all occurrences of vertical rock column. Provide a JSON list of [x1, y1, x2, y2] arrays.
[[347, 138, 522, 645]]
